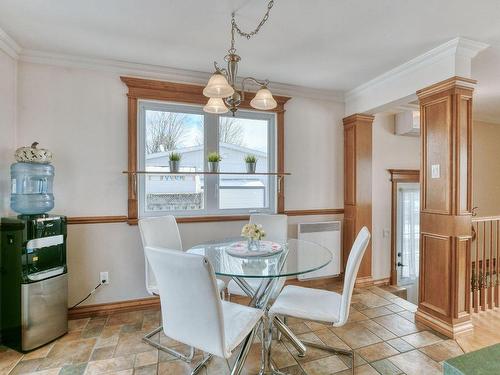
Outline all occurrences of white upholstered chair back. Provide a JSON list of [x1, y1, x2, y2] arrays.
[[145, 246, 227, 357], [337, 227, 371, 326], [249, 214, 288, 243], [139, 216, 183, 295]]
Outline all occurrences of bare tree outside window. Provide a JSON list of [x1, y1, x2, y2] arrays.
[[146, 112, 188, 154], [219, 117, 245, 146]]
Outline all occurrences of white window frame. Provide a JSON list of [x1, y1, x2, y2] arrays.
[[137, 100, 277, 218]]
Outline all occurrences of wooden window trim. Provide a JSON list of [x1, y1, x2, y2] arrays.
[[388, 169, 420, 285], [121, 76, 291, 225]]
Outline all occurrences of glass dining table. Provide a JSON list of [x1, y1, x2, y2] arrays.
[[188, 237, 333, 375]]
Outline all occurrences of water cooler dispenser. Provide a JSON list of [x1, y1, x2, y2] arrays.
[[1, 216, 68, 351], [1, 143, 68, 352]]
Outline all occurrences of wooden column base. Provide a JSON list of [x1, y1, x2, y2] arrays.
[[416, 308, 473, 338]]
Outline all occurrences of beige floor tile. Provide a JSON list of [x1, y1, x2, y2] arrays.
[[388, 350, 442, 375], [401, 331, 443, 348], [418, 339, 464, 362], [24, 368, 62, 375], [351, 292, 392, 308], [362, 306, 393, 319], [106, 311, 144, 327], [133, 364, 158, 375], [279, 364, 306, 374], [346, 310, 369, 323], [373, 314, 420, 336], [359, 320, 396, 341], [134, 350, 158, 368], [22, 343, 54, 360], [385, 304, 406, 313], [385, 338, 414, 353], [114, 332, 154, 356], [330, 322, 382, 349], [9, 358, 44, 375], [283, 332, 332, 363], [370, 358, 404, 375], [157, 355, 207, 375], [289, 322, 313, 335], [356, 342, 399, 362], [336, 363, 379, 375], [301, 355, 348, 375], [84, 356, 135, 375], [271, 341, 297, 369], [38, 338, 96, 370], [90, 346, 116, 361], [68, 319, 90, 332], [304, 321, 330, 332], [397, 310, 416, 323], [313, 328, 350, 351]]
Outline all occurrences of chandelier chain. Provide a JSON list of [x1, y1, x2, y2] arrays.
[[231, 0, 275, 40]]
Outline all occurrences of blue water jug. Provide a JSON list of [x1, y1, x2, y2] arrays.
[[11, 162, 55, 214]]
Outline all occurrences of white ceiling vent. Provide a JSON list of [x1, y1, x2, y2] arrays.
[[395, 110, 420, 137]]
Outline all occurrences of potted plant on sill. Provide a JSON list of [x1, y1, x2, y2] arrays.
[[244, 154, 257, 174], [207, 152, 222, 173], [168, 152, 181, 173]]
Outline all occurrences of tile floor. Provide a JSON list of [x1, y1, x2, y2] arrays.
[[0, 285, 496, 375]]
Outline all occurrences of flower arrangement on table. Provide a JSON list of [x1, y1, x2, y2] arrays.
[[241, 223, 266, 251]]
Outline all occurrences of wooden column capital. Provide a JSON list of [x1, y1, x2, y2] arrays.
[[342, 113, 375, 127], [416, 76, 475, 338]]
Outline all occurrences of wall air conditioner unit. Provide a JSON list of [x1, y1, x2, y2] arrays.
[[395, 110, 420, 136], [297, 221, 341, 281]]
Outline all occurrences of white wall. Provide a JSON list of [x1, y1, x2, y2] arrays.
[[17, 61, 345, 305], [0, 49, 17, 215], [371, 113, 420, 280], [473, 120, 500, 217]]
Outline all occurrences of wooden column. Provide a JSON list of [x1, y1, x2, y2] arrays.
[[415, 76, 476, 338], [343, 114, 374, 286]]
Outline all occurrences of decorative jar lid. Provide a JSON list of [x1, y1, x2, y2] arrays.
[[15, 142, 53, 163]]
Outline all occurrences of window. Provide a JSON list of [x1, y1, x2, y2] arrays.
[[138, 101, 277, 217]]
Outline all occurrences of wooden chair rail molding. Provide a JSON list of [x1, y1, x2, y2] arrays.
[[121, 76, 290, 225], [66, 208, 345, 225]]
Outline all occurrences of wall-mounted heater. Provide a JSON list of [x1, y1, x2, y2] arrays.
[[297, 221, 341, 280]]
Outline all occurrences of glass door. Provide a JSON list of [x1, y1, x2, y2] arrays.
[[396, 182, 420, 287]]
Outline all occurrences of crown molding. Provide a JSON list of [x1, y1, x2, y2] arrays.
[[473, 114, 500, 125], [345, 37, 489, 101], [19, 49, 344, 102], [0, 27, 21, 60]]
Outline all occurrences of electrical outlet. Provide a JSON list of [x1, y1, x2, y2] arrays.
[[100, 271, 109, 285]]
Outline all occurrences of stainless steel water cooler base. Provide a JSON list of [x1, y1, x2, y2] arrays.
[[21, 273, 68, 351]]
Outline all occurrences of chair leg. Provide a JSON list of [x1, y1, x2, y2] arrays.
[[230, 325, 258, 375], [190, 353, 213, 375], [142, 326, 195, 363], [300, 340, 354, 374]]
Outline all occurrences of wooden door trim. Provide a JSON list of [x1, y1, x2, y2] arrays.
[[389, 169, 420, 285]]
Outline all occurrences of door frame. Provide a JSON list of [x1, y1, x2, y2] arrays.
[[389, 169, 420, 285]]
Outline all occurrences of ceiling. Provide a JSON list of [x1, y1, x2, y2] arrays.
[[0, 0, 499, 121]]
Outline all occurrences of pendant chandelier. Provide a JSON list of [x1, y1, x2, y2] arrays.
[[203, 0, 277, 116]]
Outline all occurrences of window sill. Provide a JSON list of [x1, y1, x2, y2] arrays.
[[127, 214, 251, 225]]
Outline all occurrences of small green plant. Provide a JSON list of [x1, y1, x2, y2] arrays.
[[168, 152, 181, 161], [208, 152, 222, 162], [244, 154, 257, 163]]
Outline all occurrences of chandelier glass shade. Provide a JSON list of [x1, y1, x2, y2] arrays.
[[202, 1, 277, 115], [203, 97, 229, 114], [202, 72, 234, 98], [250, 87, 277, 110]]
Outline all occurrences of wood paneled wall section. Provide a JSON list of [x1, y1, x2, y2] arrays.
[[343, 114, 374, 286], [415, 76, 476, 338]]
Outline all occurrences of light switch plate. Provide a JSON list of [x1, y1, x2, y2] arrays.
[[431, 164, 440, 179]]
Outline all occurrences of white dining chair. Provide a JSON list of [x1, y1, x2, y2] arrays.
[[269, 227, 371, 374], [227, 214, 288, 300], [145, 246, 263, 375], [138, 216, 226, 361]]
